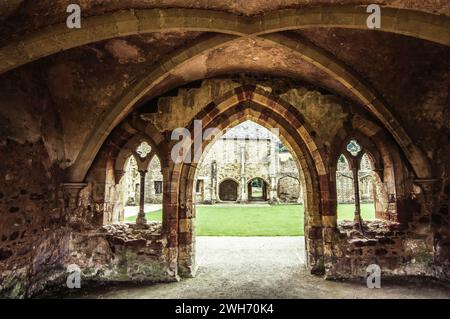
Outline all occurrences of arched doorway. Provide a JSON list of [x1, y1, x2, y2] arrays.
[[248, 178, 268, 201], [174, 86, 329, 278], [219, 179, 239, 202]]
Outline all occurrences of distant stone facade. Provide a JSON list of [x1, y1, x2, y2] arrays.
[[194, 122, 303, 204], [124, 121, 377, 206], [123, 121, 304, 205]]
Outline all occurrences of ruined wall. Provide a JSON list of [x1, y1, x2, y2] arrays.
[[1, 68, 448, 297], [327, 220, 443, 280], [278, 176, 300, 203], [194, 137, 302, 203], [0, 139, 67, 298], [146, 77, 448, 280]]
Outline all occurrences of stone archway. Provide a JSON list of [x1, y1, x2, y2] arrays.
[[248, 178, 268, 201], [172, 86, 329, 277], [219, 179, 239, 202]]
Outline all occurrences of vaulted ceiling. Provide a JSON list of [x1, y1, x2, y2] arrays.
[[0, 1, 448, 182]]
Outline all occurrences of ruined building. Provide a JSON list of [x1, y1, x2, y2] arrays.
[[0, 1, 449, 298], [123, 120, 304, 206]]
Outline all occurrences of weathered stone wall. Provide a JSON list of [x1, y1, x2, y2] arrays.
[[327, 220, 439, 279], [69, 223, 176, 285], [1, 69, 448, 297], [278, 176, 300, 203], [0, 136, 175, 298], [194, 137, 301, 203]]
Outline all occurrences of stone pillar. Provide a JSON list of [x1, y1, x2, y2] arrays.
[[412, 179, 439, 236], [239, 145, 248, 202], [62, 182, 92, 225], [210, 161, 217, 204], [352, 167, 363, 226], [114, 170, 126, 223], [136, 170, 148, 226], [268, 140, 279, 202]]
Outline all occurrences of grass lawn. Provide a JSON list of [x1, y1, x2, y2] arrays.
[[125, 203, 375, 236]]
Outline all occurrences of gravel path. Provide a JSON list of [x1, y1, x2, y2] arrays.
[[78, 237, 450, 299]]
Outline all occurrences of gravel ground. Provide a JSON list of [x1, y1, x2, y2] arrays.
[[77, 237, 450, 299]]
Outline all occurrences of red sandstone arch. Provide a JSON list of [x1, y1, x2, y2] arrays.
[[66, 31, 433, 183], [164, 86, 329, 276]]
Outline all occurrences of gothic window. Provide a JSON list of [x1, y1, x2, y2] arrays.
[[336, 154, 354, 206], [359, 153, 375, 204], [336, 140, 376, 223], [136, 141, 152, 159], [346, 140, 361, 157]]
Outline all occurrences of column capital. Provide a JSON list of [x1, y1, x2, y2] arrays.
[[413, 178, 440, 190], [61, 182, 88, 208]]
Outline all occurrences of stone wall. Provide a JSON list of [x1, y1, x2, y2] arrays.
[[195, 136, 301, 203], [70, 223, 176, 284], [1, 72, 449, 297], [0, 139, 67, 298], [327, 220, 438, 279]]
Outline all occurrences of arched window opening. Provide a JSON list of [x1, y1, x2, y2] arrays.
[[336, 140, 377, 223], [141, 156, 163, 222], [117, 140, 161, 226], [336, 154, 356, 219], [145, 156, 163, 204], [359, 153, 376, 219]]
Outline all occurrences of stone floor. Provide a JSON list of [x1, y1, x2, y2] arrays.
[[77, 237, 450, 299]]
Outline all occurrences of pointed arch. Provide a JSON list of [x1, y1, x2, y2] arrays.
[[167, 86, 330, 276]]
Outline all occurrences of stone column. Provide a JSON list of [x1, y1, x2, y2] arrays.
[[352, 167, 363, 228], [136, 170, 148, 226], [239, 145, 248, 202], [62, 183, 88, 209], [61, 182, 90, 225], [268, 140, 279, 202], [412, 179, 439, 235], [210, 161, 217, 204]]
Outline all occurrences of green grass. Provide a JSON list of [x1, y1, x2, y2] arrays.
[[125, 203, 375, 236]]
